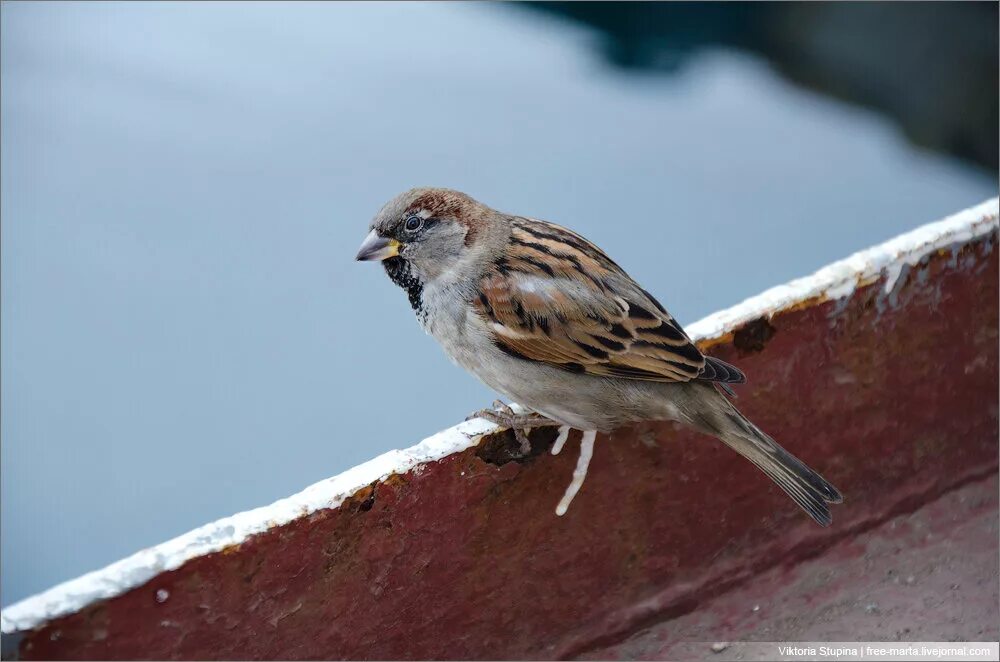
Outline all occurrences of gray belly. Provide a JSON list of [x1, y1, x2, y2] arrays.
[[419, 286, 682, 431], [479, 359, 674, 431], [431, 321, 671, 430]]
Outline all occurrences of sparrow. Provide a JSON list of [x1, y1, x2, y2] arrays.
[[356, 188, 843, 525]]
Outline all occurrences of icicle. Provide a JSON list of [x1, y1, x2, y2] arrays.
[[555, 429, 597, 516]]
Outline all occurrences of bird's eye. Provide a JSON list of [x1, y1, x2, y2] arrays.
[[404, 216, 423, 232]]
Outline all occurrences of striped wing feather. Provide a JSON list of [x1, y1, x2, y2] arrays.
[[475, 217, 738, 383]]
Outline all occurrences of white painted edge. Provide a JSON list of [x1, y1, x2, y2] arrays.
[[0, 416, 498, 635], [2, 197, 997, 636], [686, 198, 999, 341]]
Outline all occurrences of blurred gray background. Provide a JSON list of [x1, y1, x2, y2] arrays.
[[2, 1, 996, 606]]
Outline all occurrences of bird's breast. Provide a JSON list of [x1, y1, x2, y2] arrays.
[[416, 286, 499, 374]]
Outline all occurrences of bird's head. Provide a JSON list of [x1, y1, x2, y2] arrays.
[[356, 187, 499, 292]]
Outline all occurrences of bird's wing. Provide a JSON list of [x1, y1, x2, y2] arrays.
[[474, 217, 741, 383]]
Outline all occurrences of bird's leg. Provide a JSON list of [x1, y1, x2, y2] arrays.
[[466, 400, 561, 455], [555, 429, 597, 516], [467, 407, 595, 515], [550, 425, 572, 455]]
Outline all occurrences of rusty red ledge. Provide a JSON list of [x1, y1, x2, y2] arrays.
[[2, 198, 997, 660]]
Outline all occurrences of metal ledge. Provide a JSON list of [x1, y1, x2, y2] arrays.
[[2, 198, 997, 660]]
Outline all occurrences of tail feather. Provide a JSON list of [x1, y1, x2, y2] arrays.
[[721, 432, 842, 526], [724, 413, 842, 526], [698, 356, 747, 384], [684, 383, 843, 526]]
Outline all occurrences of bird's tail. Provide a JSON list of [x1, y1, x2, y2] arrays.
[[684, 384, 844, 526]]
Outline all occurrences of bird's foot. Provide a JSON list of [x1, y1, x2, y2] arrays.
[[467, 400, 560, 455]]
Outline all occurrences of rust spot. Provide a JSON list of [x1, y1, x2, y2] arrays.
[[343, 482, 378, 514], [781, 292, 833, 315], [733, 317, 777, 354], [697, 294, 829, 353], [358, 483, 377, 512], [381, 473, 407, 489], [475, 428, 558, 466], [696, 331, 736, 352]]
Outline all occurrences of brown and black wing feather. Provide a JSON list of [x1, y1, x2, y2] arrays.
[[475, 217, 743, 386], [700, 356, 747, 384]]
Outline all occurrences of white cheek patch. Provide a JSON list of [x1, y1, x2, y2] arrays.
[[435, 236, 486, 286]]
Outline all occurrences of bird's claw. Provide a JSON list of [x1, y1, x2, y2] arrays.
[[466, 401, 560, 455]]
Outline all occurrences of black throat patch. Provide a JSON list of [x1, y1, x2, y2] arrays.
[[383, 257, 425, 317]]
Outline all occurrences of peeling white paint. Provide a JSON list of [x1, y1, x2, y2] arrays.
[[0, 416, 497, 635], [2, 197, 997, 636]]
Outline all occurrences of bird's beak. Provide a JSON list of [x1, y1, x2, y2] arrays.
[[355, 230, 400, 262]]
